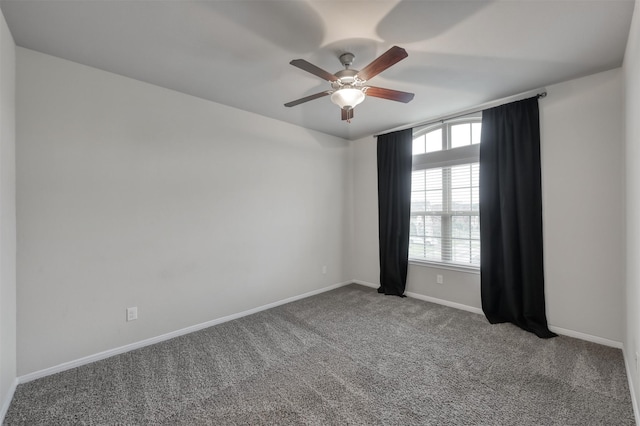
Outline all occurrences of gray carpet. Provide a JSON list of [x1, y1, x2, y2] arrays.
[[4, 284, 635, 425]]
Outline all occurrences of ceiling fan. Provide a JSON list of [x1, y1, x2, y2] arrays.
[[284, 46, 415, 122]]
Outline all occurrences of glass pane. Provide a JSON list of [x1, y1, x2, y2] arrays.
[[472, 188, 479, 210], [471, 163, 479, 186], [452, 216, 470, 238], [471, 240, 481, 265], [425, 129, 442, 153], [410, 216, 425, 237], [452, 239, 471, 263], [411, 170, 426, 191], [424, 237, 442, 261], [411, 191, 426, 212], [409, 239, 426, 258], [410, 233, 444, 261], [472, 123, 482, 144], [451, 165, 471, 188], [412, 134, 425, 155], [426, 190, 443, 211], [425, 168, 442, 189], [451, 188, 471, 211], [425, 215, 441, 237], [470, 215, 480, 239], [451, 123, 471, 148]]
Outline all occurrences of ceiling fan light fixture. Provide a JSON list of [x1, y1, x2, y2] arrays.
[[330, 87, 365, 110]]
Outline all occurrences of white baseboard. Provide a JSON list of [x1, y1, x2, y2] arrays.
[[18, 281, 353, 384], [405, 292, 623, 348], [622, 348, 640, 426], [352, 280, 624, 349], [352, 279, 484, 315], [547, 325, 622, 349], [16, 279, 628, 387], [352, 279, 377, 289], [405, 291, 485, 315], [0, 378, 18, 423]]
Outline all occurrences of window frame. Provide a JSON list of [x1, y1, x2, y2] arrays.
[[409, 116, 481, 273]]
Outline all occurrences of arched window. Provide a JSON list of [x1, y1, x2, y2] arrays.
[[410, 116, 481, 268]]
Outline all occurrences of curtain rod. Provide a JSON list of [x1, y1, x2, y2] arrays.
[[374, 87, 547, 137]]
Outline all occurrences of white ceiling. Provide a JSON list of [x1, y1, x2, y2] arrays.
[[0, 0, 635, 140]]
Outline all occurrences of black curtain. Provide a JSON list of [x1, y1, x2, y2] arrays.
[[377, 128, 413, 296], [479, 97, 556, 338]]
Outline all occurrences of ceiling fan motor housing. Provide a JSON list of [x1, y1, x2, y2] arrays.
[[333, 69, 361, 88]]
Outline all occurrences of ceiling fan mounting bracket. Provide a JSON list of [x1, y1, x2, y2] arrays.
[[339, 52, 355, 68]]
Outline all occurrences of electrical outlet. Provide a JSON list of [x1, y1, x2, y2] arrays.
[[126, 307, 138, 322], [322, 265, 327, 274], [436, 274, 444, 284]]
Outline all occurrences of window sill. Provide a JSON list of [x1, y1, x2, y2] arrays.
[[408, 259, 480, 275]]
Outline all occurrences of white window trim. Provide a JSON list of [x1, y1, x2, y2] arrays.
[[409, 258, 480, 275], [413, 144, 480, 171]]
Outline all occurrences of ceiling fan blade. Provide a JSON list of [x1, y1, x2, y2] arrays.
[[341, 108, 354, 121], [357, 46, 408, 81], [290, 59, 338, 82], [284, 91, 332, 107], [365, 86, 415, 103]]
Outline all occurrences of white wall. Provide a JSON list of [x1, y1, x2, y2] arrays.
[[0, 8, 16, 420], [624, 0, 640, 413], [351, 68, 625, 343], [349, 134, 378, 284], [16, 48, 350, 376], [541, 68, 625, 342]]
